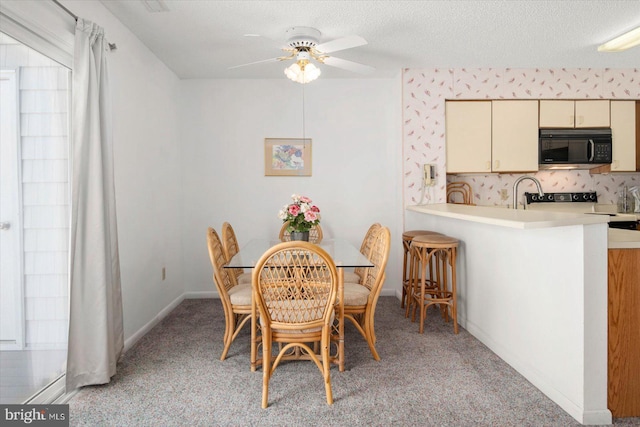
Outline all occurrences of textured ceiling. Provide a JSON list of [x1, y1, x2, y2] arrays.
[[98, 0, 640, 79]]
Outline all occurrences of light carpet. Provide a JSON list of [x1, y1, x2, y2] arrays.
[[68, 297, 639, 426]]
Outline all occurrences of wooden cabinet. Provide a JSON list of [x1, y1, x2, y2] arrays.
[[446, 100, 538, 173], [492, 101, 539, 172], [446, 101, 492, 173], [608, 248, 640, 417], [539, 100, 610, 128], [610, 101, 638, 172]]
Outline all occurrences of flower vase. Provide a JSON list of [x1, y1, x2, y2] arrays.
[[290, 231, 310, 242]]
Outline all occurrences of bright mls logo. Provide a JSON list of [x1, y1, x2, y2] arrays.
[[1, 405, 69, 426]]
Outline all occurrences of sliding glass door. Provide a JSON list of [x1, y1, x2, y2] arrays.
[[0, 32, 70, 404]]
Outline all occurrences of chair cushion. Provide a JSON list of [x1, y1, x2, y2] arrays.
[[228, 283, 252, 306], [343, 283, 371, 306], [342, 271, 361, 283], [237, 272, 252, 284]]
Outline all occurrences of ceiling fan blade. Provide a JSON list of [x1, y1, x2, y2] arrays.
[[315, 35, 367, 54], [228, 57, 281, 70], [322, 56, 375, 74]]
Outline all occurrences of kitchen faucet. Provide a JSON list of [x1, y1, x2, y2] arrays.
[[513, 176, 544, 209]]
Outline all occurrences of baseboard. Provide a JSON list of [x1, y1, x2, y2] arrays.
[[184, 291, 218, 299], [123, 294, 185, 353], [581, 410, 613, 425], [381, 288, 399, 298]]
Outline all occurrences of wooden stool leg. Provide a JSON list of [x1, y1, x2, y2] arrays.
[[418, 248, 428, 334], [451, 247, 458, 334], [401, 240, 409, 309], [405, 245, 416, 318]]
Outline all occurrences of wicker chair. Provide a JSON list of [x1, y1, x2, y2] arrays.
[[343, 225, 391, 361], [221, 222, 252, 285], [446, 181, 474, 205], [206, 227, 252, 360], [279, 221, 323, 243], [252, 241, 339, 408], [343, 223, 382, 284]]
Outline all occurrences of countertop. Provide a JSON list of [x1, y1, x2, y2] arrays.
[[406, 203, 640, 249], [407, 203, 609, 229], [608, 229, 640, 249]]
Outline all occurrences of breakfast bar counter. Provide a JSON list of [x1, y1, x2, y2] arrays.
[[408, 203, 640, 248], [405, 203, 612, 425], [407, 202, 608, 228]]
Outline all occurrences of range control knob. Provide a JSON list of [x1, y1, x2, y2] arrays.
[[590, 193, 596, 201], [572, 194, 579, 201], [583, 193, 589, 200]]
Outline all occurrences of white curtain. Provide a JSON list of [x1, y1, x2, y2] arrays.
[[66, 18, 123, 391]]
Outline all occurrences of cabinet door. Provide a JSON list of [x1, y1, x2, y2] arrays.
[[445, 101, 492, 173], [492, 100, 539, 172], [610, 101, 637, 172], [576, 100, 610, 127], [539, 100, 574, 128]]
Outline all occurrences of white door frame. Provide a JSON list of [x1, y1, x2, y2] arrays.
[[0, 69, 25, 351]]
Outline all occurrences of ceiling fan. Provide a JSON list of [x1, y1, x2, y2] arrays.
[[229, 27, 375, 83]]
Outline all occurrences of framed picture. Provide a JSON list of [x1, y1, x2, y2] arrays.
[[264, 138, 312, 176]]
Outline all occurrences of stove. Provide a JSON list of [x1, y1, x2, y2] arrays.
[[525, 192, 639, 230], [525, 192, 597, 204]]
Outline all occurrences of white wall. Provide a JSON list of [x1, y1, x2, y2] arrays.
[[179, 78, 403, 296], [61, 1, 184, 343]]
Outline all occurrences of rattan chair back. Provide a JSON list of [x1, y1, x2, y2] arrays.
[[252, 241, 338, 408], [354, 223, 381, 279], [206, 227, 252, 360], [221, 222, 244, 285], [447, 181, 474, 205]]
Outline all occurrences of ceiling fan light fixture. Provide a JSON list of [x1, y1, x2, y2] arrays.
[[598, 26, 640, 52], [284, 60, 321, 84]]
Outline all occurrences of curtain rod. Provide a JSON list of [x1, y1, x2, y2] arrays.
[[51, 0, 118, 51], [52, 0, 78, 21]]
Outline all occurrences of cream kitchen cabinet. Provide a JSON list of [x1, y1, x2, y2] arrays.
[[539, 100, 610, 128], [446, 101, 492, 173], [492, 100, 539, 172], [446, 100, 538, 173], [610, 101, 638, 172]]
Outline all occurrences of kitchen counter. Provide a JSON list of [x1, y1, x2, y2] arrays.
[[407, 203, 608, 228], [405, 204, 611, 425], [608, 228, 640, 249], [407, 204, 640, 248]]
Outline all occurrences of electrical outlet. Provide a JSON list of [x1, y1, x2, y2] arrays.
[[162, 267, 166, 281]]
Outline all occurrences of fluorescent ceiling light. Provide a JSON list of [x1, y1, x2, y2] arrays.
[[598, 26, 640, 52]]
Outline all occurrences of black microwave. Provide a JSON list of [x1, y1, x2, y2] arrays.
[[539, 128, 612, 169]]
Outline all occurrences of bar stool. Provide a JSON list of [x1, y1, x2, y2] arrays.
[[408, 234, 459, 334], [401, 230, 443, 309]]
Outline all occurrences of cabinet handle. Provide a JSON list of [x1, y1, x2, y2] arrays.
[[577, 115, 584, 125], [613, 160, 619, 170], [569, 115, 575, 125], [495, 160, 500, 170], [486, 161, 491, 170]]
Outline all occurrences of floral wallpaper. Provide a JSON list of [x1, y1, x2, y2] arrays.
[[402, 68, 640, 208]]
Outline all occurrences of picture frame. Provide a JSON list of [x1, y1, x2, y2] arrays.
[[264, 138, 312, 176]]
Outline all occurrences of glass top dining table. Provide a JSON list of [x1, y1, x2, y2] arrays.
[[224, 238, 372, 373], [224, 238, 373, 269]]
